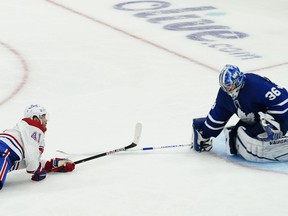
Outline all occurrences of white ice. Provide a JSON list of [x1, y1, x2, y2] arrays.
[[0, 0, 288, 215]]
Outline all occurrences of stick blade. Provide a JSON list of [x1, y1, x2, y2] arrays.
[[133, 122, 142, 145]]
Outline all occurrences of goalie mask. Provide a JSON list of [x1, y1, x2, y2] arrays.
[[219, 64, 246, 99]]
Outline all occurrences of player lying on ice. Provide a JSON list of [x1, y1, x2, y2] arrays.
[[0, 104, 75, 190], [192, 64, 288, 162]]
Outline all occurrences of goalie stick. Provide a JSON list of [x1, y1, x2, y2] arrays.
[[57, 144, 192, 156], [49, 123, 142, 172], [132, 144, 192, 151]]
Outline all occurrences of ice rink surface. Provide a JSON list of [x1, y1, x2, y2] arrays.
[[0, 0, 288, 215]]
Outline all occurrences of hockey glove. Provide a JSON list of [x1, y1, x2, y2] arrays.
[[44, 158, 75, 173], [192, 118, 213, 152], [31, 163, 46, 181]]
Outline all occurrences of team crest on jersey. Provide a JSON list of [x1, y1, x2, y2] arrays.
[[237, 108, 255, 124]]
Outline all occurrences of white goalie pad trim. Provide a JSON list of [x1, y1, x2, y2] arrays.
[[236, 126, 288, 162]]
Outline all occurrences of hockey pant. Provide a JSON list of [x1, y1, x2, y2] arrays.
[[236, 126, 288, 162], [0, 140, 20, 190]]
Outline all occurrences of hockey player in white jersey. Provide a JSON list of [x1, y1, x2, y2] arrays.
[[0, 104, 75, 190], [192, 64, 288, 162]]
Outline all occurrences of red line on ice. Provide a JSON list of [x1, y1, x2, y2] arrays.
[[0, 42, 29, 106]]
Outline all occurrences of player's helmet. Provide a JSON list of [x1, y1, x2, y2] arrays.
[[219, 64, 246, 99], [24, 104, 47, 120]]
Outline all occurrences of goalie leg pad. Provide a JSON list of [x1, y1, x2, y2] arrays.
[[237, 126, 288, 162]]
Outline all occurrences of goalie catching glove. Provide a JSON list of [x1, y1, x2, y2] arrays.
[[257, 112, 283, 141], [192, 118, 213, 152], [44, 158, 75, 173]]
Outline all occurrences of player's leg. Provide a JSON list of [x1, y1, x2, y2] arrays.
[[0, 148, 12, 190]]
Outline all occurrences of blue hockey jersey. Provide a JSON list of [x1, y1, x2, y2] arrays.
[[202, 73, 288, 138]]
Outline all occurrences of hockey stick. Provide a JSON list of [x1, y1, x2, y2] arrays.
[[49, 123, 142, 172], [74, 122, 142, 165], [57, 143, 192, 156], [130, 144, 192, 151]]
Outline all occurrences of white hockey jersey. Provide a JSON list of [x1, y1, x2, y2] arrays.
[[0, 118, 46, 173]]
